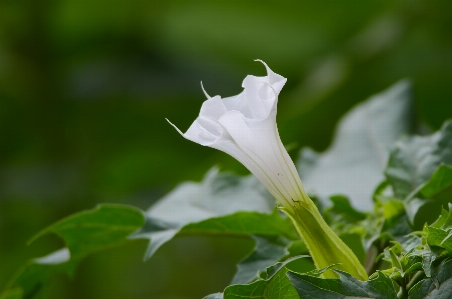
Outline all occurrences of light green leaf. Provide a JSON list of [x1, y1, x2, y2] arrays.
[[298, 80, 412, 211]]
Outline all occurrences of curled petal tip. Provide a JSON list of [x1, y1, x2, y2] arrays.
[[200, 81, 211, 99], [166, 118, 184, 136], [253, 59, 272, 76], [254, 59, 266, 67]]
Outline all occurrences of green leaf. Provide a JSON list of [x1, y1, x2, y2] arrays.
[[385, 121, 452, 200], [408, 259, 452, 299], [325, 195, 367, 223], [203, 294, 224, 299], [427, 227, 452, 255], [419, 164, 452, 200], [30, 204, 144, 256], [131, 168, 297, 260], [232, 235, 290, 284], [0, 288, 23, 299], [223, 256, 308, 299], [287, 270, 398, 299], [2, 204, 144, 299], [405, 164, 452, 227], [298, 80, 412, 211]]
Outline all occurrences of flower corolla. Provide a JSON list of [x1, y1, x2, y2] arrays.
[[168, 60, 309, 211]]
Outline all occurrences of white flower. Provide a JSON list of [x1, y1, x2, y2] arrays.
[[167, 60, 309, 211], [168, 60, 369, 281]]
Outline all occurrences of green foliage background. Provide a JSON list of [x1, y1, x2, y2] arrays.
[[1, 1, 452, 298]]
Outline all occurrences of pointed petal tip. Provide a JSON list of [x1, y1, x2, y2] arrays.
[[165, 118, 185, 136], [254, 58, 266, 66], [200, 81, 211, 99], [253, 59, 273, 77]]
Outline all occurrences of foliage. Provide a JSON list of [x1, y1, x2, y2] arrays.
[[2, 71, 452, 298]]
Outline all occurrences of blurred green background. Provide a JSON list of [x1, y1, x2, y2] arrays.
[[1, 1, 452, 298]]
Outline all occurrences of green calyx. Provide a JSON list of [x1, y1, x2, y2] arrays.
[[283, 199, 368, 280]]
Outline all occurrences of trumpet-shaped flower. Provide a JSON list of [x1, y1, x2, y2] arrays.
[[167, 60, 308, 213], [168, 60, 368, 280]]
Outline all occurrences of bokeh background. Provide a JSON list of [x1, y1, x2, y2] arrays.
[[1, 1, 452, 298]]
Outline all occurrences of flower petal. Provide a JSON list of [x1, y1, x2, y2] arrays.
[[217, 109, 307, 207], [199, 96, 227, 120]]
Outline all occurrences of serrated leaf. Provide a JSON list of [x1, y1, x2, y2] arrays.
[[298, 80, 412, 211], [232, 235, 290, 284], [131, 168, 297, 260], [287, 270, 398, 299], [385, 121, 452, 200], [2, 204, 144, 299], [408, 259, 452, 299]]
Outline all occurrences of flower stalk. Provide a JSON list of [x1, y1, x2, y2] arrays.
[[168, 60, 368, 280]]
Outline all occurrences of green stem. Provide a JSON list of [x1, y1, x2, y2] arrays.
[[283, 200, 368, 280], [406, 271, 425, 291]]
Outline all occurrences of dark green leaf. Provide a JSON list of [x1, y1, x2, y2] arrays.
[[405, 164, 452, 227], [408, 259, 452, 299], [298, 80, 412, 211], [287, 270, 398, 299], [405, 198, 437, 228], [326, 195, 367, 222], [29, 204, 144, 257], [419, 164, 452, 200], [2, 205, 144, 299], [232, 235, 290, 284], [223, 256, 307, 299]]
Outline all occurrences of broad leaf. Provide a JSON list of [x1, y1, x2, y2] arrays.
[[385, 121, 452, 200], [287, 270, 398, 299], [232, 235, 290, 285], [222, 256, 308, 299], [1, 205, 144, 299], [298, 80, 412, 211], [131, 168, 297, 260]]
